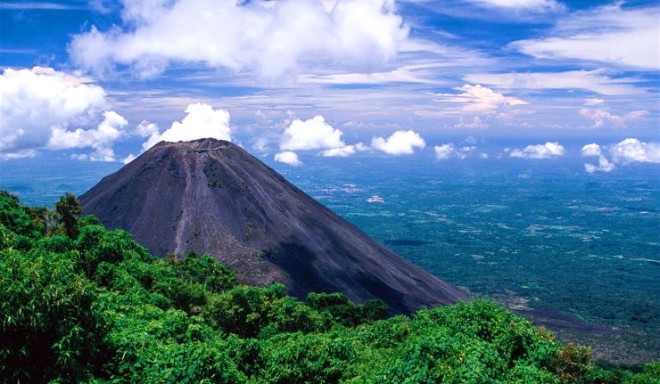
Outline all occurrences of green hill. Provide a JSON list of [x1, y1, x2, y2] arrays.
[[0, 191, 657, 383]]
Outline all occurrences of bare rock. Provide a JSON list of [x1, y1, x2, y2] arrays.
[[80, 139, 468, 313]]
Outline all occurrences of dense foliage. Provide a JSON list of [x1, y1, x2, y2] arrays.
[[0, 191, 657, 383]]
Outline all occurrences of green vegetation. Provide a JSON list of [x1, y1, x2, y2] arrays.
[[0, 190, 657, 383]]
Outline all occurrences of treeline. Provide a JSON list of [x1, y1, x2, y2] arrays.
[[0, 191, 657, 383]]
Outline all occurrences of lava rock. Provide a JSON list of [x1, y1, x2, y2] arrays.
[[81, 139, 468, 313]]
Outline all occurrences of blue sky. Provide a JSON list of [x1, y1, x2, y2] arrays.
[[1, 0, 658, 171]]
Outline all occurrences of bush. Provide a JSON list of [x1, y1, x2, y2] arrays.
[[0, 191, 655, 383]]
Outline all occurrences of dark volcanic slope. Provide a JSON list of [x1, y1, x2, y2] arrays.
[[80, 139, 468, 313]]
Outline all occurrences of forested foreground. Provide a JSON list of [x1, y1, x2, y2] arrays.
[[0, 191, 657, 383]]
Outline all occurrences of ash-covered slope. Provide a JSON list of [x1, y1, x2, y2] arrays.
[[80, 139, 468, 313]]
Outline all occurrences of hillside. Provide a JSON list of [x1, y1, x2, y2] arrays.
[[1, 191, 658, 383]]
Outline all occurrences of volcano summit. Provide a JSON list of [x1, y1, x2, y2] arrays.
[[80, 139, 467, 313]]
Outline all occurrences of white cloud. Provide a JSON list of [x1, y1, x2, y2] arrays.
[[581, 143, 602, 157], [47, 111, 128, 161], [457, 146, 476, 159], [509, 142, 565, 159], [579, 108, 647, 128], [434, 143, 476, 160], [582, 143, 613, 173], [122, 153, 137, 164], [0, 149, 36, 161], [510, 3, 660, 69], [252, 136, 273, 154], [454, 116, 487, 129], [371, 130, 425, 155], [625, 110, 649, 120], [0, 2, 87, 10], [584, 155, 615, 173], [464, 70, 643, 96], [141, 103, 231, 151], [0, 66, 141, 161], [298, 64, 442, 85], [610, 138, 660, 164], [135, 120, 159, 137], [0, 67, 109, 158], [354, 142, 369, 152], [468, 0, 563, 11], [278, 115, 362, 159], [274, 151, 302, 166], [437, 84, 527, 113], [70, 0, 408, 78], [579, 108, 624, 128], [280, 115, 345, 151], [434, 144, 455, 160], [463, 136, 478, 145], [584, 98, 604, 106], [582, 138, 660, 172], [322, 145, 356, 157]]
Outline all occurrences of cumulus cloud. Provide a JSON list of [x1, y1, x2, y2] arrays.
[[581, 143, 613, 173], [135, 120, 159, 137], [371, 130, 425, 155], [274, 151, 302, 166], [280, 116, 345, 151], [48, 111, 128, 161], [610, 138, 660, 164], [322, 145, 356, 157], [582, 138, 660, 172], [277, 115, 362, 160], [122, 153, 137, 165], [434, 144, 455, 160], [434, 143, 475, 160], [509, 142, 565, 159], [581, 143, 602, 157], [579, 108, 623, 128], [141, 103, 231, 151], [510, 3, 659, 69], [453, 116, 487, 129], [584, 155, 615, 173], [437, 84, 526, 113], [0, 66, 110, 158], [580, 108, 647, 128], [69, 0, 408, 78]]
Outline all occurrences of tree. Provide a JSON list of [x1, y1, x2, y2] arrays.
[[55, 193, 83, 239]]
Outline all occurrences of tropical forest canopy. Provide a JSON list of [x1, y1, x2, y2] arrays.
[[0, 191, 657, 383]]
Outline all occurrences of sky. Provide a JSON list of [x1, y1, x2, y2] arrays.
[[0, 0, 659, 172]]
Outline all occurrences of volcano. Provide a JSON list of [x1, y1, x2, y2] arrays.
[[80, 139, 468, 313]]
